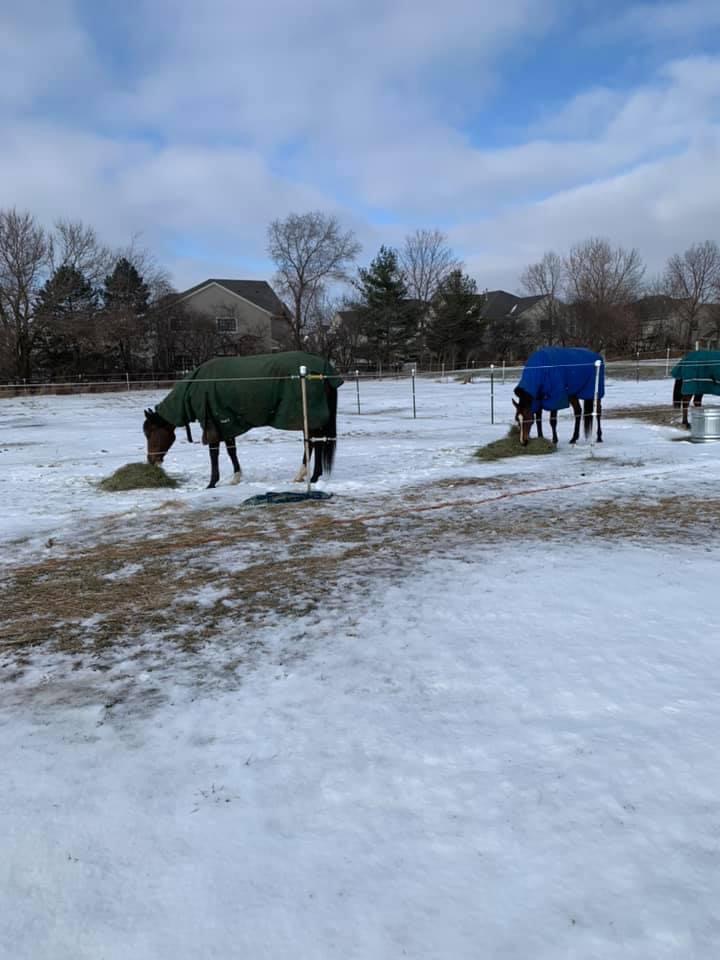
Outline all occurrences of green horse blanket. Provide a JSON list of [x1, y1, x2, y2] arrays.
[[156, 352, 343, 440], [671, 350, 720, 397]]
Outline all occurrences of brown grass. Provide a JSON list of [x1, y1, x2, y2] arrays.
[[99, 462, 178, 491], [475, 426, 557, 461], [2, 486, 718, 659]]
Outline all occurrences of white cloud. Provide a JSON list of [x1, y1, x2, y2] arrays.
[[0, 1, 718, 295]]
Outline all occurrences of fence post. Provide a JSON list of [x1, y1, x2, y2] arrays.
[[665, 347, 670, 376], [590, 359, 602, 452], [490, 364, 495, 424], [635, 351, 640, 383], [502, 360, 506, 384], [299, 365, 311, 494], [411, 367, 417, 419], [126, 372, 130, 391], [441, 362, 445, 382], [355, 369, 361, 414]]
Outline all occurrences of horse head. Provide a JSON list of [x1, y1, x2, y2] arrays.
[[513, 388, 533, 446], [143, 408, 176, 464]]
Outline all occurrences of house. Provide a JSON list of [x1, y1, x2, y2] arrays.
[[474, 290, 556, 356], [175, 279, 293, 354], [629, 296, 720, 351]]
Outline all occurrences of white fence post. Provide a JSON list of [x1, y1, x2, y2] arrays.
[[490, 364, 495, 424]]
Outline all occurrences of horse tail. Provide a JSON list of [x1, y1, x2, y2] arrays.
[[673, 378, 683, 408], [583, 398, 594, 438], [320, 383, 338, 476]]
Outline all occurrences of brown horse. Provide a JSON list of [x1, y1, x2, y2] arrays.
[[513, 347, 604, 446], [143, 352, 342, 488]]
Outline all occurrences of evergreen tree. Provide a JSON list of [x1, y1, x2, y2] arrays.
[[426, 270, 481, 367], [35, 264, 98, 375], [355, 246, 418, 367], [102, 257, 150, 372]]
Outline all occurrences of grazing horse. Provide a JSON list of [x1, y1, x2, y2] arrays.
[[143, 351, 343, 488], [671, 350, 720, 428], [513, 347, 604, 446]]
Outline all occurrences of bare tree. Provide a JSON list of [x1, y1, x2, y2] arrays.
[[52, 219, 114, 288], [267, 212, 361, 348], [663, 240, 720, 349], [520, 251, 564, 343], [563, 237, 645, 351], [0, 208, 51, 380], [399, 228, 461, 303]]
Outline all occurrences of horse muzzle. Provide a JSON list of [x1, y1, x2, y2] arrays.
[[147, 453, 165, 465]]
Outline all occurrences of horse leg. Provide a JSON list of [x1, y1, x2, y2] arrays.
[[535, 411, 544, 439], [682, 397, 690, 428], [207, 446, 220, 488], [595, 399, 603, 442], [225, 439, 242, 484], [204, 422, 222, 488], [309, 441, 323, 483], [293, 443, 308, 483], [549, 410, 558, 444], [569, 397, 581, 444]]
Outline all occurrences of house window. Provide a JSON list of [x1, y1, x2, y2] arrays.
[[216, 316, 237, 333]]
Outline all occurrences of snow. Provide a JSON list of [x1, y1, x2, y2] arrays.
[[2, 374, 720, 958]]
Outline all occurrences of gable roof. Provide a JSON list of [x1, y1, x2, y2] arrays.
[[478, 290, 547, 321], [177, 279, 287, 316]]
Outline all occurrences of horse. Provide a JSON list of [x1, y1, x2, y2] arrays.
[[143, 351, 343, 488], [671, 350, 720, 428], [512, 346, 604, 446]]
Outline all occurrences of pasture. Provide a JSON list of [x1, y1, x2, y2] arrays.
[[2, 374, 720, 959]]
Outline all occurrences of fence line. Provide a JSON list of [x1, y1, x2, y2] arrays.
[[0, 353, 690, 396]]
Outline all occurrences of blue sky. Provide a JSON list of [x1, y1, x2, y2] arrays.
[[1, 0, 719, 292]]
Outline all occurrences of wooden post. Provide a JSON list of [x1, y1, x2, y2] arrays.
[[299, 365, 311, 494], [355, 369, 361, 414], [411, 367, 417, 419]]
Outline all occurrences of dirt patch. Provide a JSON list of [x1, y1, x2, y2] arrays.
[[610, 404, 685, 428], [2, 484, 718, 660]]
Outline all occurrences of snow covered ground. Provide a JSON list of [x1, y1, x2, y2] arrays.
[[2, 375, 720, 958]]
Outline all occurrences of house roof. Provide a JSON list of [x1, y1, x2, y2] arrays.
[[478, 290, 546, 321], [178, 279, 287, 316]]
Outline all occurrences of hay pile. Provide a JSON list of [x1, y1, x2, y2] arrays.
[[475, 426, 557, 462], [99, 462, 178, 491]]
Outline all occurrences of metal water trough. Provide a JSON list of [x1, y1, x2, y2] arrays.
[[690, 406, 720, 442]]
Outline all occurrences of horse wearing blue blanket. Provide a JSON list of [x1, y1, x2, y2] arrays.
[[513, 347, 605, 447]]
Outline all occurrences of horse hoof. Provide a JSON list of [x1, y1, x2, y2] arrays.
[[229, 473, 242, 485]]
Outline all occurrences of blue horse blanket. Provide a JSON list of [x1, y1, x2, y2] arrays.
[[670, 350, 720, 397], [517, 347, 605, 413]]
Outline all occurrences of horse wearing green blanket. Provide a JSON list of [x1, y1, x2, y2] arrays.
[[143, 352, 343, 488]]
